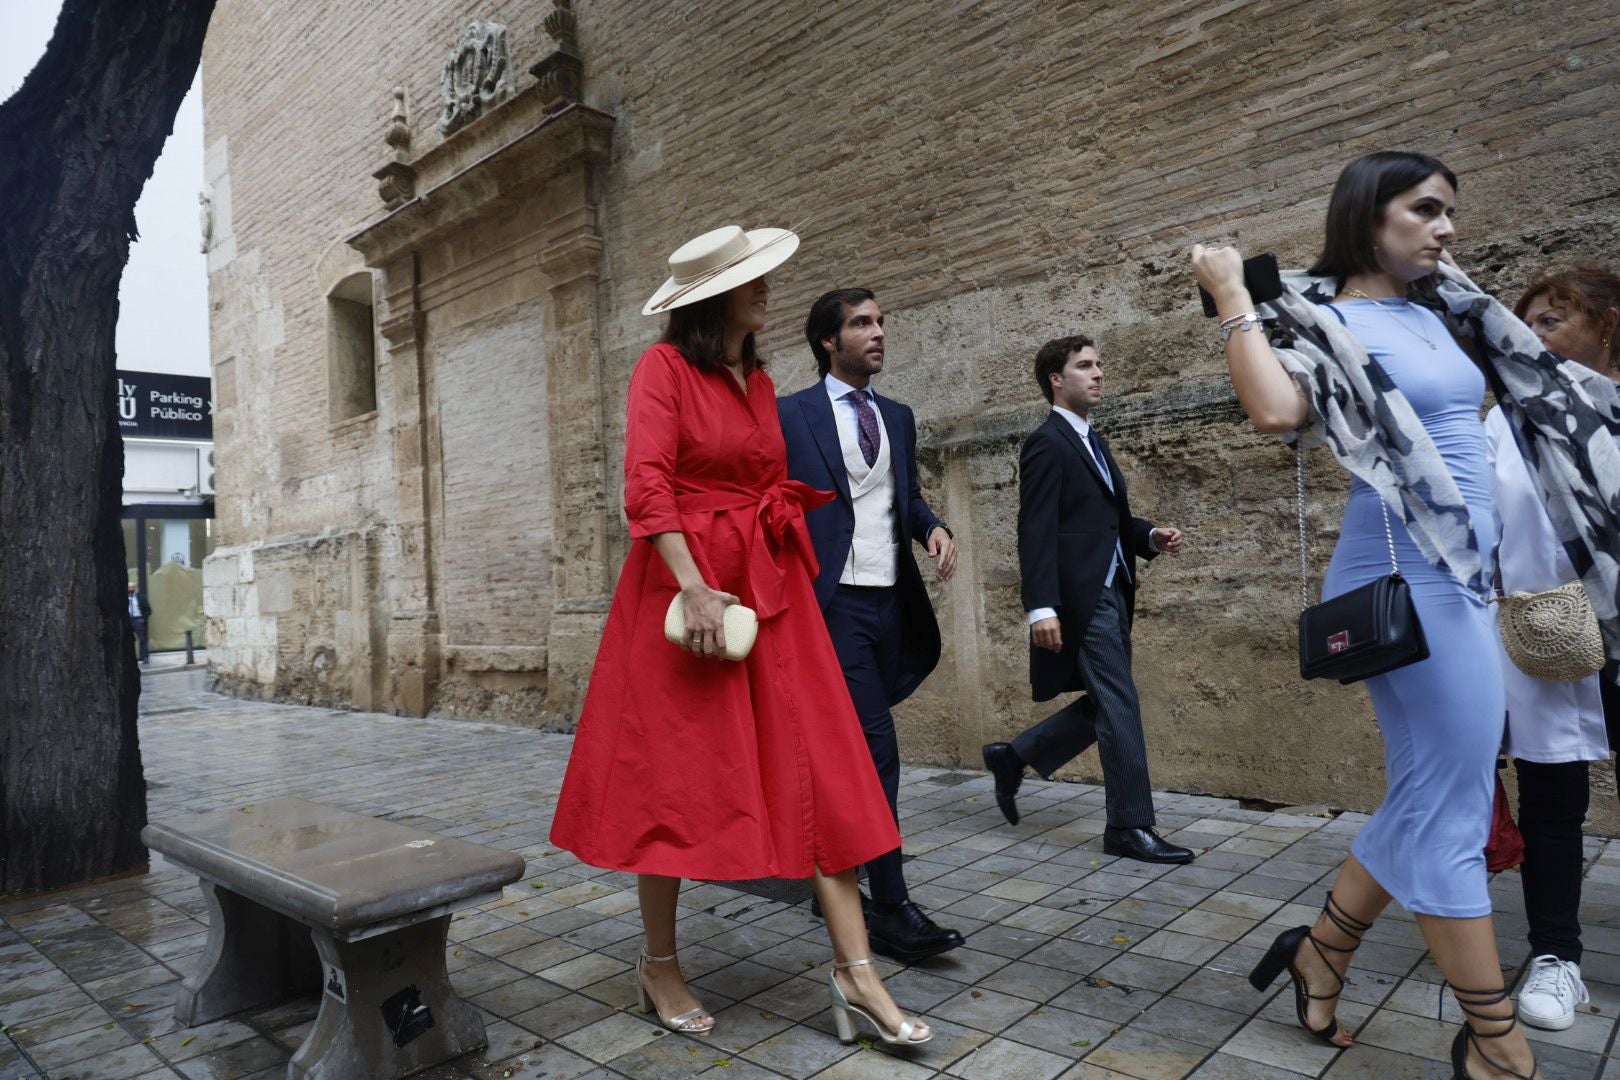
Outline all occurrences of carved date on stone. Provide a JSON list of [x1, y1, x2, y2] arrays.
[[438, 21, 514, 136]]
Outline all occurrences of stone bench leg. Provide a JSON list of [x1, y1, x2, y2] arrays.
[[178, 881, 322, 1026], [290, 914, 487, 1080]]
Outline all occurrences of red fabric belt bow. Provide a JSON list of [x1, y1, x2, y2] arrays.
[[675, 480, 834, 619]]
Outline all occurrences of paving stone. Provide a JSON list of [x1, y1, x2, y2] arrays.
[[8, 676, 1617, 1080], [1077, 1025, 1209, 1079], [996, 1005, 1114, 1059], [932, 987, 1040, 1034], [945, 1036, 1072, 1080]]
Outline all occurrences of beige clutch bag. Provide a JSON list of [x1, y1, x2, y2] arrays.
[[664, 594, 759, 661]]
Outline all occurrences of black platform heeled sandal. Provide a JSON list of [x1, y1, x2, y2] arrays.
[[1450, 985, 1538, 1079], [1248, 894, 1370, 1045]]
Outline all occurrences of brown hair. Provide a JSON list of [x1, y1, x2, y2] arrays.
[[1308, 151, 1457, 286], [1514, 263, 1620, 370], [1033, 335, 1095, 405], [659, 291, 762, 373]]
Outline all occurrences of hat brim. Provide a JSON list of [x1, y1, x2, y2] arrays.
[[641, 228, 800, 316]]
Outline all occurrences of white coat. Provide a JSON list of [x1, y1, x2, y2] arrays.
[[1485, 406, 1609, 763]]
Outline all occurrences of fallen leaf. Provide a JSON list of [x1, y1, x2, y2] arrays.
[[711, 1059, 733, 1067], [180, 1035, 197, 1047], [969, 990, 982, 999], [1071, 1039, 1091, 1047], [1110, 936, 1130, 944], [530, 882, 546, 890], [857, 1038, 875, 1049], [759, 1011, 774, 1020]]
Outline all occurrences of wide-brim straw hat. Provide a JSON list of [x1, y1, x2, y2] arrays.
[[641, 225, 800, 316]]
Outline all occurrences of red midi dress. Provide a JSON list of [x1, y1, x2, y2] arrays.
[[548, 343, 901, 880]]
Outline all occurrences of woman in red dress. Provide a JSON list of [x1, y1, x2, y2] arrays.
[[550, 225, 933, 1046]]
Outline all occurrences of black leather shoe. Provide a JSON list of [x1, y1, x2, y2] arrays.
[[981, 742, 1025, 826], [1103, 826, 1195, 864], [809, 890, 872, 920], [866, 900, 965, 962]]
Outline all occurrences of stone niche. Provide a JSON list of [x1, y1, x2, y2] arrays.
[[345, 16, 614, 725]]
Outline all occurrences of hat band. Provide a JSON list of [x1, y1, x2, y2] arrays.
[[651, 230, 795, 313]]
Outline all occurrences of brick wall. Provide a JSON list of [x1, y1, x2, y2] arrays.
[[203, 0, 1620, 819]]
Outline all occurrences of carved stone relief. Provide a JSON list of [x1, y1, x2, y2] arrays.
[[438, 21, 515, 136], [530, 1, 583, 112]]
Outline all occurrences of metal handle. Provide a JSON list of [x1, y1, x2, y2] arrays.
[[1296, 445, 1400, 614]]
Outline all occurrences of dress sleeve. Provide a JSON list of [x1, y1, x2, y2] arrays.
[[623, 346, 684, 539]]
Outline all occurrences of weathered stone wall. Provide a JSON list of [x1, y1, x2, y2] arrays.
[[202, 0, 1620, 824]]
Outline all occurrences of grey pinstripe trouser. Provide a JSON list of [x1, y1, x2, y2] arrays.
[[1011, 581, 1157, 828]]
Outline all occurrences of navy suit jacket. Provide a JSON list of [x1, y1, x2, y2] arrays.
[[778, 383, 945, 706], [1018, 412, 1158, 702]]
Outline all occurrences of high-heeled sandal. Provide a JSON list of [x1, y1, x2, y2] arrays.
[[828, 958, 932, 1045], [636, 950, 716, 1035], [1247, 893, 1370, 1045], [1450, 985, 1538, 1079]]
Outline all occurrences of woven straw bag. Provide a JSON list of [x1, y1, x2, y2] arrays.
[[1493, 581, 1606, 681]]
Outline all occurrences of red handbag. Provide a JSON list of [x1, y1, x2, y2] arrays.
[[1485, 770, 1525, 872]]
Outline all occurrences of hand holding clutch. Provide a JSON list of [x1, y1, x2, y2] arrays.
[[664, 593, 759, 661]]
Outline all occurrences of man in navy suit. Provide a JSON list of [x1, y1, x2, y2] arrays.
[[778, 288, 963, 961], [981, 335, 1194, 864]]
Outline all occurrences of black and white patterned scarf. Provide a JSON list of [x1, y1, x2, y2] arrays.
[[1256, 263, 1620, 680]]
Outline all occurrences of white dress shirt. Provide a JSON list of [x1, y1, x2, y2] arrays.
[[1485, 406, 1608, 762]]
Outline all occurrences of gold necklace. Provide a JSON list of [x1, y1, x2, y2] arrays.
[[1343, 287, 1437, 351]]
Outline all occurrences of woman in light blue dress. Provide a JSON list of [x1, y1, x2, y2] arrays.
[[1192, 152, 1540, 1080]]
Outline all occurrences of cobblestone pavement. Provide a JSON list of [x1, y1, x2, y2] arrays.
[[3, 672, 1618, 1080]]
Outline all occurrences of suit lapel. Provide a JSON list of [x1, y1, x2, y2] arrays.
[[874, 394, 907, 511], [801, 388, 853, 503], [1048, 412, 1110, 492], [1089, 428, 1129, 509]]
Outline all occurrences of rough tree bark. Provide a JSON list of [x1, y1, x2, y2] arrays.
[[0, 0, 215, 894]]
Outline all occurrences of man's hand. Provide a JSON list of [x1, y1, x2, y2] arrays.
[[926, 527, 958, 581], [1031, 616, 1062, 653], [1151, 527, 1184, 555]]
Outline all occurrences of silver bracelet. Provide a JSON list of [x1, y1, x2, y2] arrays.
[[1219, 312, 1262, 342]]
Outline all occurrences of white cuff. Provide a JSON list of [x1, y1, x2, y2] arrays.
[[1027, 607, 1058, 626], [1146, 530, 1159, 553]]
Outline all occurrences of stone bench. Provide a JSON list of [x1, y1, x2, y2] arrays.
[[142, 796, 526, 1080]]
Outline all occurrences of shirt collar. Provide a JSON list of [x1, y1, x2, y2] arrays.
[[1052, 404, 1092, 437], [823, 372, 875, 403]]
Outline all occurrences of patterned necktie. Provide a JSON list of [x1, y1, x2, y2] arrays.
[[846, 390, 880, 467], [1086, 428, 1114, 493]]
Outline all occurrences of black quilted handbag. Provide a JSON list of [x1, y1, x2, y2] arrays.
[[1294, 448, 1429, 684]]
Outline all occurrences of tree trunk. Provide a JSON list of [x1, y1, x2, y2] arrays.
[[0, 0, 215, 894]]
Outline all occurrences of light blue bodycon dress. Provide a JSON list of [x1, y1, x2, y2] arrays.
[[1322, 299, 1503, 919]]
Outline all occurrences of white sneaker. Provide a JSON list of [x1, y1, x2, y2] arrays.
[[1517, 954, 1589, 1030]]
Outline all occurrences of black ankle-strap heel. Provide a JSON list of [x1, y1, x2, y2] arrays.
[[1247, 894, 1371, 1045], [1449, 985, 1537, 1079]]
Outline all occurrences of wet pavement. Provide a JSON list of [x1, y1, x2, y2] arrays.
[[2, 670, 1617, 1079]]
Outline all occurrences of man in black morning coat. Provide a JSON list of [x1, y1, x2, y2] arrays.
[[981, 334, 1194, 864]]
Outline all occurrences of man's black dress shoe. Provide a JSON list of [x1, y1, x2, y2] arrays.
[[981, 742, 1025, 826], [1103, 826, 1195, 864], [865, 900, 964, 962]]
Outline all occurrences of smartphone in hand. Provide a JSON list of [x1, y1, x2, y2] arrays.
[[1198, 252, 1282, 316]]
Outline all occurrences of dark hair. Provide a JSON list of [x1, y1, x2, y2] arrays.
[[805, 288, 876, 378], [660, 291, 762, 372], [1515, 262, 1620, 370], [1309, 151, 1459, 284], [1033, 335, 1095, 405]]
